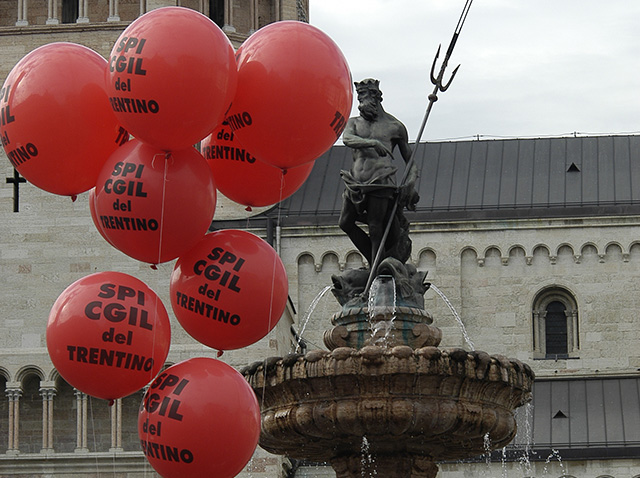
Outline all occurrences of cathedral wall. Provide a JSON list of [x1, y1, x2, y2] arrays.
[[284, 216, 640, 381]]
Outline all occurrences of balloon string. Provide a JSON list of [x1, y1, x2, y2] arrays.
[[88, 395, 100, 474], [143, 153, 169, 467], [154, 152, 170, 267], [261, 170, 286, 410], [149, 152, 170, 416]]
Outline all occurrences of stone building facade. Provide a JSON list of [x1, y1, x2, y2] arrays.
[[1, 2, 640, 478]]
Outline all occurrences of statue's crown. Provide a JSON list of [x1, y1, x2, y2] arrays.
[[355, 78, 380, 91]]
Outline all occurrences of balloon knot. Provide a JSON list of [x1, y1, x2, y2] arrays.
[[150, 264, 158, 270], [282, 168, 288, 176], [71, 195, 78, 202], [217, 350, 224, 358], [245, 206, 253, 212], [108, 399, 115, 407]]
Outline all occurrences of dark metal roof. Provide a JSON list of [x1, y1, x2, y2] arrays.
[[508, 377, 640, 461], [244, 134, 640, 227]]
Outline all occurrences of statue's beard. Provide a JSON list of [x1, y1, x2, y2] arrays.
[[358, 99, 379, 121]]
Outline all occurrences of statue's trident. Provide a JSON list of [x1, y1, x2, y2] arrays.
[[364, 0, 474, 295]]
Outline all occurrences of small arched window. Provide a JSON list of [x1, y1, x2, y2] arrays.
[[61, 0, 78, 23], [209, 0, 224, 28], [545, 301, 568, 355], [532, 287, 579, 359]]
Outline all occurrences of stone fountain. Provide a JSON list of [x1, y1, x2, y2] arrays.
[[242, 266, 534, 477], [241, 79, 534, 478]]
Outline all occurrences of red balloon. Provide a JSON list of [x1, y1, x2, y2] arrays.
[[139, 357, 260, 478], [201, 123, 314, 208], [106, 7, 237, 150], [93, 139, 216, 265], [0, 42, 127, 197], [46, 271, 171, 401], [226, 21, 352, 170], [170, 230, 288, 351]]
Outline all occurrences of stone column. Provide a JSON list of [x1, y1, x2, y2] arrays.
[[535, 309, 548, 354], [532, 310, 541, 353], [15, 0, 28, 26], [46, 0, 59, 24], [74, 390, 88, 452], [249, 0, 256, 32], [567, 308, 579, 353], [109, 398, 123, 451], [108, 0, 120, 21], [39, 383, 56, 452], [6, 387, 22, 454], [76, 0, 89, 23], [222, 0, 235, 32]]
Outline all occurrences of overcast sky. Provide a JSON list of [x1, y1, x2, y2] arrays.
[[308, 0, 640, 142]]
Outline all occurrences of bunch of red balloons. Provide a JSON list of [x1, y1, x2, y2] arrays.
[[1, 10, 352, 264], [5, 7, 354, 477]]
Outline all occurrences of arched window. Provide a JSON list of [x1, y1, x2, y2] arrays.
[[61, 0, 78, 23], [209, 0, 224, 28], [545, 301, 568, 355], [532, 287, 579, 359]]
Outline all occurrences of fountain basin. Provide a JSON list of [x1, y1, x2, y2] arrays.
[[242, 345, 534, 478]]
